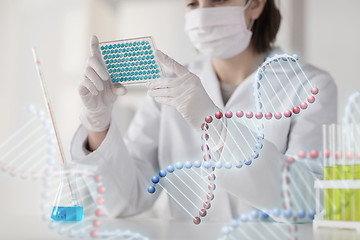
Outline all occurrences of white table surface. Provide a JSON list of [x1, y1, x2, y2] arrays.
[[2, 213, 360, 240]]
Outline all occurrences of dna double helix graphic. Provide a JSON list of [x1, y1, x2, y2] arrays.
[[0, 105, 56, 179], [41, 165, 149, 239], [147, 53, 320, 225], [255, 54, 319, 119], [219, 149, 321, 240], [0, 105, 149, 239]]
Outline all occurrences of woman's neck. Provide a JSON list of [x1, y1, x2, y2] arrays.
[[212, 45, 266, 85]]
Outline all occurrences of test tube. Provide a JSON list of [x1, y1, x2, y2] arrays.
[[342, 124, 354, 221], [333, 124, 344, 220], [353, 124, 360, 221], [323, 124, 333, 220]]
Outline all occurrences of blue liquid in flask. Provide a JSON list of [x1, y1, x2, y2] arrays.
[[51, 205, 84, 222], [50, 165, 84, 222]]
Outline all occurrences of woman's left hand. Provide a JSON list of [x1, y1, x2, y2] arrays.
[[146, 50, 219, 131]]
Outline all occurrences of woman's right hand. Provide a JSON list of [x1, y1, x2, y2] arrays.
[[79, 35, 127, 132]]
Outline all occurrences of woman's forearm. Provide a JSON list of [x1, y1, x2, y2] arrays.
[[88, 129, 108, 151]]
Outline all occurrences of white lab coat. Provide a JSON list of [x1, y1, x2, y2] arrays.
[[71, 48, 337, 222]]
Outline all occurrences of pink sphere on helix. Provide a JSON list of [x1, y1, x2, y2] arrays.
[[280, 191, 285, 198], [31, 171, 38, 180], [284, 176, 291, 184], [281, 190, 291, 198], [307, 96, 315, 103], [201, 145, 209, 151], [95, 209, 103, 217], [300, 102, 308, 110], [204, 134, 209, 141], [193, 217, 201, 225], [274, 112, 282, 119], [346, 152, 354, 160], [205, 116, 213, 123], [335, 151, 342, 159], [311, 87, 319, 95], [215, 111, 223, 119], [1, 164, 8, 172], [225, 111, 233, 118], [246, 111, 253, 119], [208, 183, 216, 191], [208, 174, 216, 181], [288, 225, 298, 233], [323, 150, 330, 158], [298, 150, 306, 159], [255, 112, 263, 119], [207, 193, 214, 201], [199, 209, 207, 217], [11, 168, 17, 176], [265, 112, 272, 120], [284, 110, 292, 118], [94, 175, 102, 183], [203, 201, 211, 209], [97, 197, 105, 205], [293, 107, 300, 114], [93, 220, 101, 228], [309, 150, 319, 159], [91, 230, 99, 239], [236, 110, 244, 118], [282, 165, 290, 172], [285, 156, 295, 164], [97, 186, 105, 194], [286, 190, 291, 198], [21, 171, 28, 179]]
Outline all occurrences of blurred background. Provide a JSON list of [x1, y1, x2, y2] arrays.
[[1, 0, 360, 238]]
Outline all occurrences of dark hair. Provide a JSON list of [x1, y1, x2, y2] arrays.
[[250, 0, 281, 54]]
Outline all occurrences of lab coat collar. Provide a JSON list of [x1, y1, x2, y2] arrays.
[[200, 59, 225, 109], [199, 58, 257, 111], [199, 47, 284, 111], [225, 71, 255, 109]]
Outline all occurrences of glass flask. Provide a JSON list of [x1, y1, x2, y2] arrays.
[[51, 166, 84, 222]]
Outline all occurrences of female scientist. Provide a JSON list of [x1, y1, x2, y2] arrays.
[[71, 0, 337, 221]]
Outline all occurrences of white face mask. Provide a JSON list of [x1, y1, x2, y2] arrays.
[[184, 2, 253, 59]]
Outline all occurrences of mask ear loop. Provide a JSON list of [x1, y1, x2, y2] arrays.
[[244, 0, 254, 30], [244, 0, 253, 10], [247, 19, 255, 30]]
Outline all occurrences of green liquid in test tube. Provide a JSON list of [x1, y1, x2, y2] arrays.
[[324, 165, 334, 220], [353, 163, 360, 221], [336, 124, 358, 221], [352, 124, 360, 221], [342, 164, 354, 221], [333, 162, 344, 220], [333, 125, 345, 221], [323, 124, 334, 220]]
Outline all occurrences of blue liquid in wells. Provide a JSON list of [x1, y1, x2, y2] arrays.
[[51, 206, 84, 222]]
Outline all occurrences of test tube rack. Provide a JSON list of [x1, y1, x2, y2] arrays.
[[313, 179, 360, 232]]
